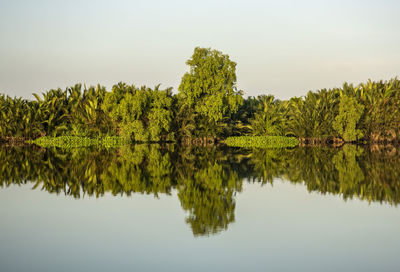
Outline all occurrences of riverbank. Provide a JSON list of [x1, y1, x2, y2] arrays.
[[31, 135, 300, 148], [32, 136, 130, 148], [223, 136, 299, 148], [3, 135, 400, 149]]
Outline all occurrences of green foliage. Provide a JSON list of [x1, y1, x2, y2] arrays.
[[240, 78, 399, 143], [101, 83, 175, 142], [228, 96, 260, 135], [0, 95, 38, 138], [0, 46, 399, 144], [224, 136, 299, 148], [0, 84, 115, 140], [0, 83, 174, 143], [33, 136, 130, 148], [285, 89, 339, 138], [333, 95, 364, 142], [248, 95, 286, 136], [357, 79, 400, 142], [178, 47, 243, 137], [66, 84, 113, 136]]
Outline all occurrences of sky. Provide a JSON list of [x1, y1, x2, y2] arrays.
[[0, 0, 399, 100]]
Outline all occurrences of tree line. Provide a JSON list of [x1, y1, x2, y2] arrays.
[[1, 47, 399, 143]]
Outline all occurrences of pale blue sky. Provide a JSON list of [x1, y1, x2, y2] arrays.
[[0, 0, 399, 99]]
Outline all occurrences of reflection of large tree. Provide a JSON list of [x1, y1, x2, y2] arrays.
[[332, 145, 365, 199], [1, 144, 400, 236], [175, 147, 242, 236], [179, 164, 238, 236], [0, 145, 243, 236]]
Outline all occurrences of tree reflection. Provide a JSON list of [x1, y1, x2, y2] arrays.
[[174, 146, 242, 236], [0, 144, 400, 236], [247, 145, 400, 204]]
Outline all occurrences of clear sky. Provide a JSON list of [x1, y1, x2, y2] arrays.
[[0, 0, 399, 99]]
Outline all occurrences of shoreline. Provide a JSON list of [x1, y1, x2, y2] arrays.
[[1, 135, 399, 149]]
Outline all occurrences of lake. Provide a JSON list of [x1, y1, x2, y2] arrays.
[[0, 144, 399, 272]]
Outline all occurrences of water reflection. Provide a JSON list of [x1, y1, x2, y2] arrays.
[[1, 144, 399, 236], [248, 145, 400, 204]]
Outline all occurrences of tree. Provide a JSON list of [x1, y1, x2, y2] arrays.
[[249, 95, 284, 136], [101, 83, 174, 141], [333, 94, 364, 142], [178, 47, 243, 137]]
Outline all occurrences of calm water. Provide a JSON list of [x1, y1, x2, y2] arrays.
[[0, 144, 399, 272]]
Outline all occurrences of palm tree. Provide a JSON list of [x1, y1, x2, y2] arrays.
[[248, 95, 285, 136]]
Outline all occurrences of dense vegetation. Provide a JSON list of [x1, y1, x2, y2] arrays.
[[224, 136, 299, 148], [1, 47, 399, 144], [1, 144, 399, 236], [33, 135, 129, 148]]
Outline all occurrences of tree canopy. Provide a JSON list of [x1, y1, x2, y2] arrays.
[[333, 94, 364, 142], [1, 47, 400, 144], [178, 47, 243, 137]]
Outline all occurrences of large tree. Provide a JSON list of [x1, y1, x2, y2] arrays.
[[333, 94, 364, 142], [178, 47, 243, 137]]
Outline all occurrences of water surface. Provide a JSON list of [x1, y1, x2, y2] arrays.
[[0, 144, 399, 271]]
